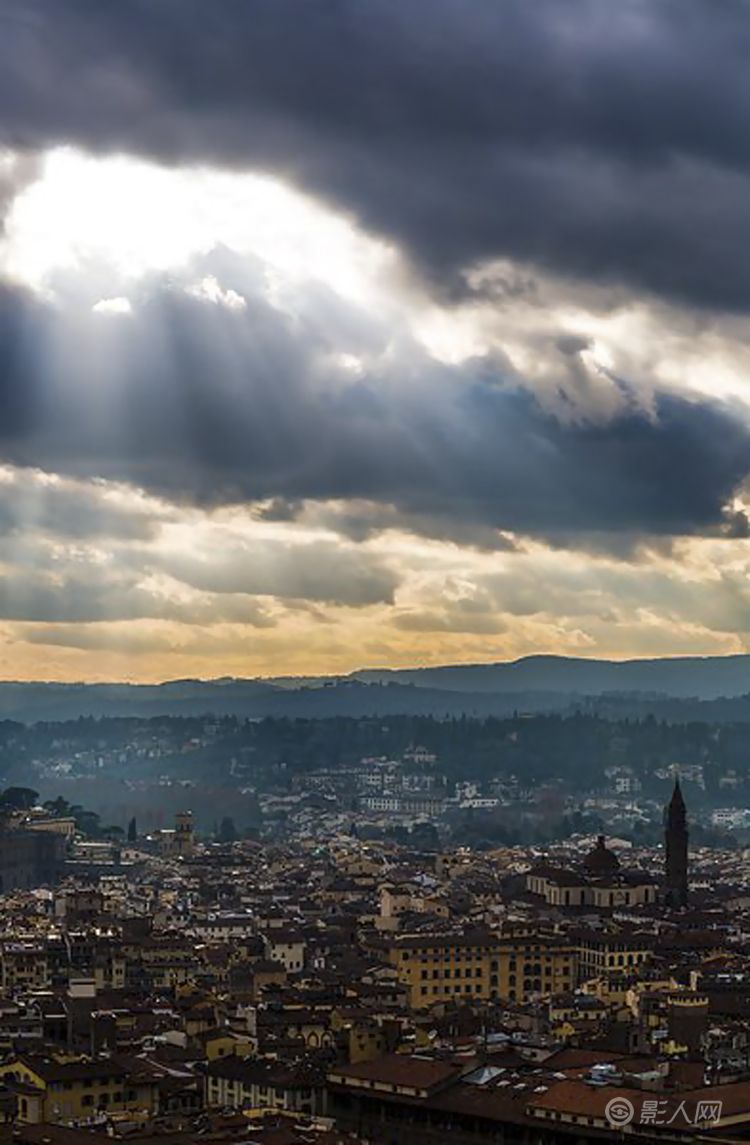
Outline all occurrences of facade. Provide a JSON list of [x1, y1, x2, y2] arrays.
[[205, 1057, 324, 1116], [264, 931, 306, 972], [0, 945, 48, 994], [155, 811, 195, 858], [575, 930, 654, 982], [0, 827, 66, 893], [0, 1054, 160, 1124], [381, 930, 576, 1008]]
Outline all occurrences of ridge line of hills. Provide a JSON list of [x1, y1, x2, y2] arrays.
[[2, 654, 750, 722]]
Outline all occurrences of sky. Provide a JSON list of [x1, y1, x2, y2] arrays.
[[1, 2, 750, 682]]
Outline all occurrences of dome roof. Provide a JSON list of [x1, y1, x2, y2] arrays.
[[583, 834, 620, 876]]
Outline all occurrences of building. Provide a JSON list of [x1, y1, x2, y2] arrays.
[[575, 928, 654, 982], [665, 779, 689, 908], [263, 930, 306, 972], [205, 1056, 325, 1115], [0, 826, 66, 892], [0, 1053, 160, 1123], [155, 811, 195, 859], [379, 930, 576, 1008], [0, 945, 48, 995], [526, 835, 658, 909]]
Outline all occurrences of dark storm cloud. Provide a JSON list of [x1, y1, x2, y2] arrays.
[[154, 541, 398, 608], [0, 264, 748, 545], [4, 1, 750, 307], [0, 567, 275, 626]]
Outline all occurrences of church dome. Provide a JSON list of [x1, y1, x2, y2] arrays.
[[583, 834, 620, 876]]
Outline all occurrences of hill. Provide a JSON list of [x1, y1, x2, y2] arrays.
[[350, 653, 750, 699], [3, 654, 750, 722]]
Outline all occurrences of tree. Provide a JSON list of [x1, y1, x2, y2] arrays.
[[101, 824, 124, 841], [127, 816, 137, 842], [44, 796, 72, 817], [74, 810, 102, 838], [0, 786, 39, 811]]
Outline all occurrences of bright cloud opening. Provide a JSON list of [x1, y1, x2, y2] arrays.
[[1, 147, 398, 305]]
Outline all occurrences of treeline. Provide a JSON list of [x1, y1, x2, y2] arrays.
[[0, 712, 746, 799]]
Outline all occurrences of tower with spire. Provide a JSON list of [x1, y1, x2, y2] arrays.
[[664, 777, 688, 908]]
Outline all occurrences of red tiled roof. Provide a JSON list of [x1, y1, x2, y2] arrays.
[[329, 1054, 460, 1093]]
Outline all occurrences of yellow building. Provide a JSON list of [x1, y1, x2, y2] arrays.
[[380, 930, 577, 1009], [200, 1029, 256, 1062], [0, 1053, 160, 1124]]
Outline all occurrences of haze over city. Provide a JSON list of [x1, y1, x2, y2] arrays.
[[1, 2, 750, 681]]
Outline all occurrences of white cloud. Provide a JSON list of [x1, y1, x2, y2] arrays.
[[185, 276, 245, 311], [92, 296, 132, 315]]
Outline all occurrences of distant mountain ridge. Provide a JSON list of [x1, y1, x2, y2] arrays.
[[1, 653, 750, 723], [348, 653, 750, 699]]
